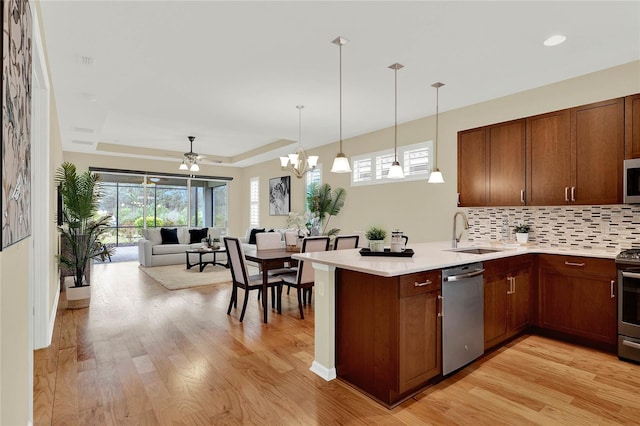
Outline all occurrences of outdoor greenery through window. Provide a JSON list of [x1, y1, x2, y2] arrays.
[[351, 141, 433, 186], [97, 172, 229, 247], [305, 165, 322, 211]]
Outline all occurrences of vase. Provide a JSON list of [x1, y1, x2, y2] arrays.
[[515, 233, 529, 244], [64, 276, 91, 309], [370, 240, 385, 252]]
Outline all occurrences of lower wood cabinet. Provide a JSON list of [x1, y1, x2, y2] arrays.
[[336, 269, 441, 407], [483, 256, 531, 350], [538, 254, 617, 347]]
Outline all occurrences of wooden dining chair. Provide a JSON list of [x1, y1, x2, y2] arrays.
[[224, 237, 283, 322], [334, 234, 360, 250], [279, 236, 330, 319]]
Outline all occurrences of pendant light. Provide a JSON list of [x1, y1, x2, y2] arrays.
[[330, 36, 351, 174], [279, 105, 318, 178], [428, 82, 445, 184], [387, 63, 405, 179]]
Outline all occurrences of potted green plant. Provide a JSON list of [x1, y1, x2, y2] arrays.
[[366, 226, 387, 252], [306, 183, 347, 236], [513, 223, 531, 244], [56, 162, 113, 308]]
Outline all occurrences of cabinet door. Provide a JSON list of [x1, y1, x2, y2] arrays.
[[626, 93, 640, 159], [398, 289, 441, 394], [526, 110, 572, 205], [458, 128, 486, 207], [484, 272, 509, 350], [509, 267, 530, 335], [572, 98, 624, 204], [571, 275, 617, 345], [539, 268, 574, 332], [486, 119, 526, 206]]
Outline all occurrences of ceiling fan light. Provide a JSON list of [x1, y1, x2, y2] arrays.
[[190, 163, 200, 172], [331, 153, 351, 173], [388, 161, 405, 179], [179, 162, 188, 170], [428, 169, 444, 184], [307, 155, 319, 168]]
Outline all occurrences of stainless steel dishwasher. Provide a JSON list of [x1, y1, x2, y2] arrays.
[[441, 262, 485, 375]]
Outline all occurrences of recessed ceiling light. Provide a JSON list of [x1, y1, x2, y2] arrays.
[[544, 35, 567, 47]]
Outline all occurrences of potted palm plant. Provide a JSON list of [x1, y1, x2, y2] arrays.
[[56, 162, 113, 308], [306, 183, 347, 236], [366, 226, 387, 252]]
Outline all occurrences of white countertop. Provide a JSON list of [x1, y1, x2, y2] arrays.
[[292, 241, 619, 277]]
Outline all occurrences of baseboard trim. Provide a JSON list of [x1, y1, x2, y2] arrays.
[[46, 283, 60, 346], [310, 361, 336, 381]]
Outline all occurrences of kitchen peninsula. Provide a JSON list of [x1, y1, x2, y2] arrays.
[[293, 241, 618, 407]]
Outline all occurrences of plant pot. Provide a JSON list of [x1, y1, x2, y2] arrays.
[[369, 240, 385, 252], [515, 232, 529, 244], [64, 276, 91, 309]]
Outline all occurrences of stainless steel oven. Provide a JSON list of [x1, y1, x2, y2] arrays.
[[616, 249, 640, 362]]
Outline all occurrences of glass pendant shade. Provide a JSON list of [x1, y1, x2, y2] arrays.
[[331, 153, 351, 173], [179, 162, 188, 170], [428, 169, 444, 184], [307, 155, 319, 168], [189, 163, 199, 172], [279, 156, 289, 167], [388, 161, 405, 179], [288, 153, 299, 164]]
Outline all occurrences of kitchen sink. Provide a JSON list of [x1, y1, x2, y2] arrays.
[[448, 247, 505, 255]]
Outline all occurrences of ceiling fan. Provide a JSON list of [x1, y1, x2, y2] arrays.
[[179, 136, 205, 172]]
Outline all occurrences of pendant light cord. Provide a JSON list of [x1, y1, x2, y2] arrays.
[[394, 67, 398, 162], [339, 43, 343, 153], [435, 86, 439, 168]]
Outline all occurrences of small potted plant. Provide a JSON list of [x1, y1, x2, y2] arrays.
[[366, 226, 387, 252], [513, 224, 531, 244]]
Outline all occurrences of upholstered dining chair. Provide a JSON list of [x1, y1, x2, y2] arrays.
[[279, 236, 330, 319], [224, 237, 283, 322], [255, 231, 294, 275], [334, 234, 360, 250]]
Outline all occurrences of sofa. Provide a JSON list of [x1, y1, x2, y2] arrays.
[[138, 227, 225, 267], [239, 227, 288, 251]]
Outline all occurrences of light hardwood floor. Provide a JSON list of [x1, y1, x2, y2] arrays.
[[34, 261, 640, 425]]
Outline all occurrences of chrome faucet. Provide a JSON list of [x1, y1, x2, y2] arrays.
[[452, 211, 469, 248]]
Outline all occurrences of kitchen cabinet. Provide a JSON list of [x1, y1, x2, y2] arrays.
[[626, 93, 640, 159], [538, 254, 617, 347], [483, 256, 531, 350], [526, 109, 571, 205], [336, 269, 441, 407], [457, 127, 486, 206], [458, 97, 625, 207], [458, 119, 525, 207]]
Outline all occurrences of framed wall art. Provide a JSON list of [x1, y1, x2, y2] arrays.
[[1, 0, 33, 250], [269, 176, 290, 216]]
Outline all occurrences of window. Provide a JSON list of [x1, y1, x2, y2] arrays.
[[351, 141, 433, 186], [305, 165, 322, 210], [249, 177, 260, 228]]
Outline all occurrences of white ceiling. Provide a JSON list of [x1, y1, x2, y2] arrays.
[[38, 1, 640, 168]]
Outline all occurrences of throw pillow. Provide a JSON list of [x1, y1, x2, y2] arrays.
[[248, 228, 265, 245], [160, 228, 179, 244], [189, 227, 209, 244]]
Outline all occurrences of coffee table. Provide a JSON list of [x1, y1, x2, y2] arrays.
[[185, 247, 227, 272]]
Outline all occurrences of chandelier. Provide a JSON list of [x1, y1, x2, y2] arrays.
[[279, 105, 318, 178], [179, 136, 201, 172]]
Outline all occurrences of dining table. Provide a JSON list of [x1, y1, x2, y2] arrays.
[[244, 247, 296, 323]]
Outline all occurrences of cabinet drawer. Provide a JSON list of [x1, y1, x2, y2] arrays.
[[399, 271, 441, 298], [539, 254, 615, 276]]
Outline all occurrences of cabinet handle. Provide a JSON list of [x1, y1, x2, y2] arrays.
[[611, 280, 615, 299], [564, 187, 570, 202], [571, 186, 576, 202], [437, 295, 444, 317], [511, 277, 516, 294], [506, 277, 513, 295], [520, 189, 525, 204], [457, 193, 460, 206], [622, 339, 640, 350], [414, 280, 432, 287], [564, 261, 585, 267]]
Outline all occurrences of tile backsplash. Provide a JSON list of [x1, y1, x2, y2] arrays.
[[466, 205, 640, 251]]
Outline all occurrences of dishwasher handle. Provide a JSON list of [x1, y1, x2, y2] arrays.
[[443, 268, 485, 282]]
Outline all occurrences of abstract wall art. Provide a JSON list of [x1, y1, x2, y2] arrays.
[[1, 0, 32, 250]]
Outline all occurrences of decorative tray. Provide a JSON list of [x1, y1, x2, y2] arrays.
[[359, 248, 415, 257]]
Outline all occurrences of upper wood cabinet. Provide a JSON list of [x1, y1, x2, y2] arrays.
[[526, 109, 571, 205], [458, 119, 525, 207], [458, 96, 625, 207], [625, 93, 640, 159]]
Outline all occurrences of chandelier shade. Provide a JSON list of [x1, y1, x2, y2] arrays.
[[279, 105, 317, 179], [330, 36, 352, 174]]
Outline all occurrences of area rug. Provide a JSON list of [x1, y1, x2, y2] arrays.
[[139, 264, 232, 290]]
